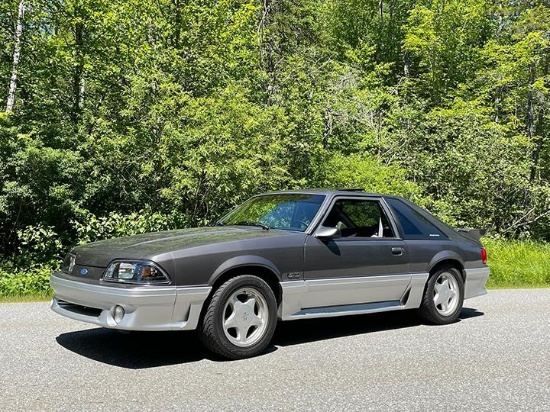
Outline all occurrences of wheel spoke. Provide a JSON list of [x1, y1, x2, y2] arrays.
[[434, 291, 444, 306], [238, 326, 250, 342], [440, 298, 449, 312], [229, 294, 241, 309], [437, 278, 449, 292], [243, 296, 257, 311], [434, 277, 451, 306], [224, 311, 238, 330], [241, 295, 263, 328], [249, 312, 263, 327]]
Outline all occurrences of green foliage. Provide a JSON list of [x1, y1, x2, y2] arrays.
[[16, 224, 63, 265], [403, 0, 491, 104], [0, 0, 549, 283], [316, 153, 423, 200], [0, 266, 53, 298], [386, 100, 547, 232], [0, 116, 88, 256], [73, 210, 185, 244], [484, 238, 550, 288]]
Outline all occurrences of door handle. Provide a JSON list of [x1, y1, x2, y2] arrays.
[[391, 247, 404, 256]]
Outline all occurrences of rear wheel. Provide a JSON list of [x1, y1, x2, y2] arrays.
[[419, 266, 464, 325], [199, 275, 277, 360]]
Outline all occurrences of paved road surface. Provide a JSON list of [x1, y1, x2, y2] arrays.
[[0, 289, 548, 411]]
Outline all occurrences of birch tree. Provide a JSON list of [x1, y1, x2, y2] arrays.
[[5, 0, 24, 112]]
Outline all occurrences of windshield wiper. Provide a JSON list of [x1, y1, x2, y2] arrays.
[[233, 221, 270, 230]]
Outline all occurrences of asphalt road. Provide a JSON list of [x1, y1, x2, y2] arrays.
[[0, 289, 548, 411]]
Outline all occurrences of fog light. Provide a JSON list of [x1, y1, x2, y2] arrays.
[[113, 305, 125, 324]]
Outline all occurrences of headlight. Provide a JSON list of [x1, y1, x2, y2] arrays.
[[102, 261, 171, 285], [61, 253, 76, 274]]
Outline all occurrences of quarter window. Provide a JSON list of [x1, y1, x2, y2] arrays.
[[385, 198, 447, 240]]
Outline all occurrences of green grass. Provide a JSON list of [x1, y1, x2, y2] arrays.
[[484, 238, 550, 288], [0, 295, 52, 303]]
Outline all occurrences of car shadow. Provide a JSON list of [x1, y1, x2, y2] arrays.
[[56, 306, 484, 368], [458, 307, 485, 320], [273, 310, 421, 347], [56, 329, 211, 368], [274, 306, 484, 346]]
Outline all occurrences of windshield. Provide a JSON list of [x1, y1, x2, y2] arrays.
[[219, 194, 326, 232]]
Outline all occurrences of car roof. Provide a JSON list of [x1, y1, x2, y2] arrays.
[[247, 189, 476, 243], [257, 189, 400, 199]]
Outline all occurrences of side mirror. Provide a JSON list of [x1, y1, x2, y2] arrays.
[[315, 226, 341, 240]]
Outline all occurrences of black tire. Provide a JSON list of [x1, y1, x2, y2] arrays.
[[419, 266, 464, 325], [198, 275, 277, 360]]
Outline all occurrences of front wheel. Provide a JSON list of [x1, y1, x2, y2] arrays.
[[419, 266, 464, 325], [198, 275, 277, 360]]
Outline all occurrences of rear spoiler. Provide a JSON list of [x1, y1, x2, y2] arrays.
[[455, 228, 487, 241]]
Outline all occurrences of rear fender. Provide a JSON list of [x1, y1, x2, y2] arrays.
[[428, 250, 465, 276]]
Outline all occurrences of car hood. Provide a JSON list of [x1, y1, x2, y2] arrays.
[[71, 226, 296, 268]]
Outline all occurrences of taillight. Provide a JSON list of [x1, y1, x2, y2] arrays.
[[481, 248, 487, 264]]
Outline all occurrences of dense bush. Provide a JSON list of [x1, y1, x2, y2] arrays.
[[0, 266, 53, 298]]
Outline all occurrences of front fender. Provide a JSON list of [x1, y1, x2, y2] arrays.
[[208, 255, 282, 285]]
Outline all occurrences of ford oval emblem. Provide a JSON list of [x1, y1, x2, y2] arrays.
[[80, 268, 88, 275]]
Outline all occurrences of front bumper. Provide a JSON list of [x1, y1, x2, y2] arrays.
[[50, 273, 211, 331]]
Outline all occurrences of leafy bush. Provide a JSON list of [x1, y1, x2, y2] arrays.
[[316, 153, 424, 201], [73, 210, 187, 244], [0, 266, 53, 298], [16, 225, 64, 265]]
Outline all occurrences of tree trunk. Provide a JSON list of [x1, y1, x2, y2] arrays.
[[529, 52, 549, 184], [526, 63, 535, 147], [72, 20, 84, 124], [173, 0, 181, 49], [530, 109, 545, 183], [522, 63, 536, 211], [258, 0, 277, 104], [5, 0, 25, 112]]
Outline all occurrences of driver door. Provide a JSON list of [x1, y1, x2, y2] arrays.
[[302, 196, 410, 309]]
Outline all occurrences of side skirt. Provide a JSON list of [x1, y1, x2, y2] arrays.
[[284, 300, 404, 321], [279, 273, 428, 321]]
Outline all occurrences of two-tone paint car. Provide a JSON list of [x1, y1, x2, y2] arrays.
[[51, 190, 489, 359]]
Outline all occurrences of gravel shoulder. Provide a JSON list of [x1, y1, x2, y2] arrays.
[[0, 289, 549, 411]]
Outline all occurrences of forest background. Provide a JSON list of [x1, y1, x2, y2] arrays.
[[1, 0, 549, 297]]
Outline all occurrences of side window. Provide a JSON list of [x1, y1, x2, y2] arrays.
[[322, 199, 395, 238], [385, 198, 447, 240]]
